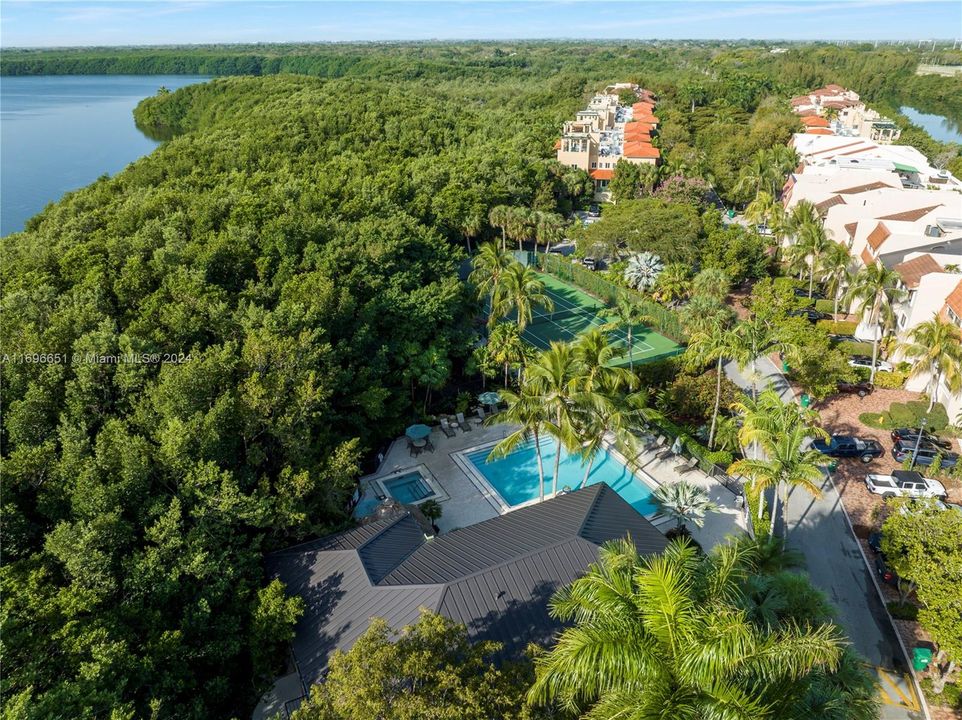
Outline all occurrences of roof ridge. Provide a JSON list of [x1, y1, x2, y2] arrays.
[[575, 482, 608, 539], [407, 535, 598, 589], [267, 512, 409, 556]]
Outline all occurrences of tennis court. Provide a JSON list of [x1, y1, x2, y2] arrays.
[[521, 273, 683, 367]]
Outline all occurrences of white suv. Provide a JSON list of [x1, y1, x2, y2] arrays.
[[864, 470, 947, 499]]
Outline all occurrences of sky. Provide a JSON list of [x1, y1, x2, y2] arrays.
[[1, 0, 960, 48]]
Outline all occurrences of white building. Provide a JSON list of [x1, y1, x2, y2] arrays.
[[790, 85, 901, 143]]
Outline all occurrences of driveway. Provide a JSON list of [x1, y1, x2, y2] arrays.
[[724, 357, 926, 720]]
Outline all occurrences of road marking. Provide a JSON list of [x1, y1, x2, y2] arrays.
[[876, 667, 921, 711]]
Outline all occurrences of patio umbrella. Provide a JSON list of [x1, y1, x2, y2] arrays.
[[405, 424, 432, 440], [478, 391, 501, 407]]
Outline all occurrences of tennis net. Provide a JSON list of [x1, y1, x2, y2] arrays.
[[530, 304, 604, 326]]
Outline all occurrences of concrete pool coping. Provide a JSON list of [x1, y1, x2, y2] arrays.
[[454, 435, 663, 521], [364, 463, 450, 506]]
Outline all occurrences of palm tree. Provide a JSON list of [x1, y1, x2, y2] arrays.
[[820, 241, 854, 316], [468, 242, 513, 326], [898, 314, 962, 411], [487, 204, 511, 252], [653, 262, 691, 305], [772, 144, 801, 176], [488, 385, 552, 503], [526, 342, 583, 497], [728, 315, 798, 398], [493, 262, 553, 332], [744, 190, 778, 231], [792, 220, 832, 298], [652, 480, 719, 532], [623, 251, 663, 290], [785, 200, 820, 244], [458, 208, 484, 254], [506, 206, 534, 252], [601, 293, 649, 372], [735, 149, 780, 199], [573, 328, 634, 393], [730, 422, 827, 537], [680, 294, 735, 337], [691, 267, 731, 303], [486, 322, 527, 387], [686, 323, 736, 449], [528, 538, 845, 718], [844, 262, 906, 382], [535, 211, 565, 254]]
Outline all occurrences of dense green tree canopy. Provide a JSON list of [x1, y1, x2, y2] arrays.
[[573, 198, 703, 262]]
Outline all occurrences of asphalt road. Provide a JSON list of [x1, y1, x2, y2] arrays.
[[724, 358, 926, 720]]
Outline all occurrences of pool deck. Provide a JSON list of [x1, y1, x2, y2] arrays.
[[359, 417, 748, 549]]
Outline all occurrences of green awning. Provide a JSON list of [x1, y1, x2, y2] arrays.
[[893, 162, 920, 173]]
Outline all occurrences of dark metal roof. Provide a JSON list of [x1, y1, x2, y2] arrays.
[[266, 483, 667, 688]]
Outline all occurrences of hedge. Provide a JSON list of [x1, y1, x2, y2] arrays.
[[837, 340, 875, 356], [887, 601, 919, 621], [537, 252, 687, 343], [814, 299, 835, 314], [873, 370, 908, 389], [858, 400, 951, 432], [818, 319, 858, 336]]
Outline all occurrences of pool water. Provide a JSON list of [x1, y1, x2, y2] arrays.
[[466, 439, 657, 515], [383, 472, 435, 504]]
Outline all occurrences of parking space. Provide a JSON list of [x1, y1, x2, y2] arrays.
[[875, 666, 924, 718]]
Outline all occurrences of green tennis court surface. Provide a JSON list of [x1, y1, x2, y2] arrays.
[[522, 273, 683, 367]]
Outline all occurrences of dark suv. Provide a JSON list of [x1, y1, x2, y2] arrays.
[[787, 308, 832, 323], [836, 380, 874, 398], [890, 428, 953, 451], [813, 435, 884, 463], [891, 440, 959, 469]]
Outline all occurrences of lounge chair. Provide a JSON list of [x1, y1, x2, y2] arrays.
[[456, 412, 472, 431], [439, 419, 456, 438], [476, 406, 486, 423], [675, 455, 698, 473]]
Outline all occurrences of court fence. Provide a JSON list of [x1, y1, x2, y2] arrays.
[[534, 253, 687, 344]]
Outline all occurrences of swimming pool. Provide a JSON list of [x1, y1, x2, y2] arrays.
[[465, 438, 658, 516], [382, 471, 436, 504]]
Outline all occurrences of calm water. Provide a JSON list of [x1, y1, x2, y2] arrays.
[[900, 106, 962, 144], [1, 75, 208, 236], [467, 438, 658, 515]]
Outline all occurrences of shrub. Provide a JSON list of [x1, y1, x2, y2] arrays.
[[888, 403, 917, 427], [657, 370, 740, 424], [859, 412, 891, 429], [886, 601, 919, 621], [873, 370, 908, 389], [817, 319, 858, 336], [814, 299, 835, 314], [837, 340, 875, 356], [921, 678, 962, 712], [704, 449, 734, 468], [858, 402, 950, 432]]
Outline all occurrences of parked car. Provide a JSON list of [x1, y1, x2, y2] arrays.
[[867, 531, 883, 554], [891, 440, 959, 469], [890, 427, 954, 451], [588, 204, 600, 217], [788, 308, 832, 323], [864, 469, 947, 499], [835, 380, 874, 398], [793, 287, 826, 300], [813, 435, 884, 463], [847, 355, 894, 372], [581, 257, 597, 270]]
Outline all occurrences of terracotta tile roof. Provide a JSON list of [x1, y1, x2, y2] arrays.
[[797, 109, 819, 117], [815, 195, 846, 214], [805, 128, 836, 136], [632, 101, 656, 113], [590, 169, 614, 180], [802, 116, 831, 128], [622, 142, 661, 159], [624, 121, 655, 132], [554, 139, 561, 150], [860, 247, 876, 266], [837, 180, 896, 194], [866, 222, 891, 251], [877, 204, 942, 222], [794, 163, 805, 174], [839, 145, 878, 156], [822, 99, 859, 109], [791, 95, 811, 107], [844, 222, 859, 237], [633, 114, 659, 125], [624, 128, 652, 139], [944, 280, 962, 319], [893, 254, 944, 289]]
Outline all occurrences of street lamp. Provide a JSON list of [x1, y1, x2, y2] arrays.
[[909, 417, 928, 470]]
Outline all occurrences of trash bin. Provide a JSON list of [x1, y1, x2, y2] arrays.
[[800, 394, 811, 408], [727, 208, 736, 219], [782, 360, 790, 373], [912, 647, 933, 672], [827, 459, 838, 473]]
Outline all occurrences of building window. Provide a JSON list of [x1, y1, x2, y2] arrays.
[[949, 307, 962, 328], [591, 162, 597, 169]]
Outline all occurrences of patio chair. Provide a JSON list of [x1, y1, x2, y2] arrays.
[[424, 438, 435, 452], [408, 440, 423, 458], [456, 412, 472, 431], [675, 455, 698, 473], [439, 419, 456, 438], [476, 406, 486, 423]]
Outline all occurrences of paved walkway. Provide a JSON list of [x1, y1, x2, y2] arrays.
[[724, 357, 926, 720]]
